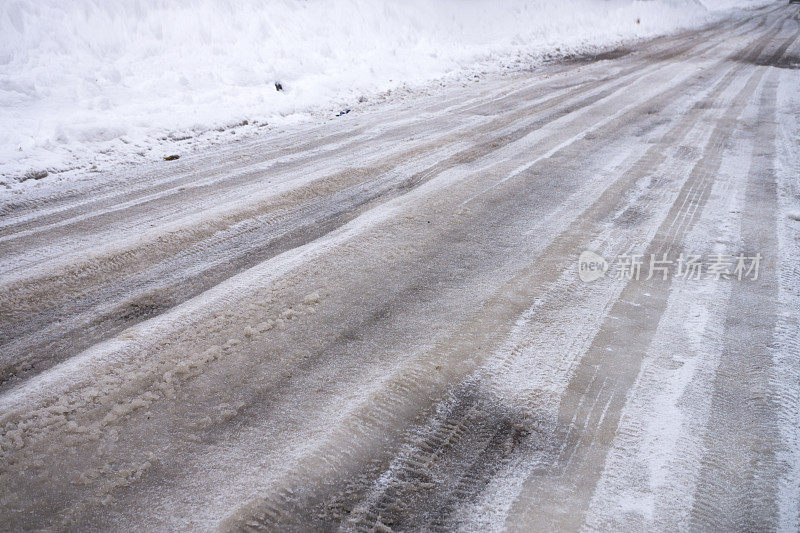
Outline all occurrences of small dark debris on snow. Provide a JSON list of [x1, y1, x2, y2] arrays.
[[275, 81, 283, 91], [21, 169, 48, 182], [164, 154, 180, 161], [336, 109, 351, 117]]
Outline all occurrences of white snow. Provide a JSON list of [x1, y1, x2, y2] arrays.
[[0, 0, 775, 184]]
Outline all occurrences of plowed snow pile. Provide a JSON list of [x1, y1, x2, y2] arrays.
[[0, 0, 774, 182]]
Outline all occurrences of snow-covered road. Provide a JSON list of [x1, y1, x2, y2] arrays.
[[2, 3, 800, 530]]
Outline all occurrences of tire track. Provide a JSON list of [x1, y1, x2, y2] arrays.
[[688, 50, 785, 532]]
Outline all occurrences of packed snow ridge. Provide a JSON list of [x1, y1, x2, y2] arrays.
[[0, 0, 775, 184]]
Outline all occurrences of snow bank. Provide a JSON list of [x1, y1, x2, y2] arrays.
[[0, 0, 775, 182]]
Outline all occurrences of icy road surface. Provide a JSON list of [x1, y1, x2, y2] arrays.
[[2, 4, 800, 531]]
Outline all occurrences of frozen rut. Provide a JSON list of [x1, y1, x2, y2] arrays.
[[2, 4, 800, 531]]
